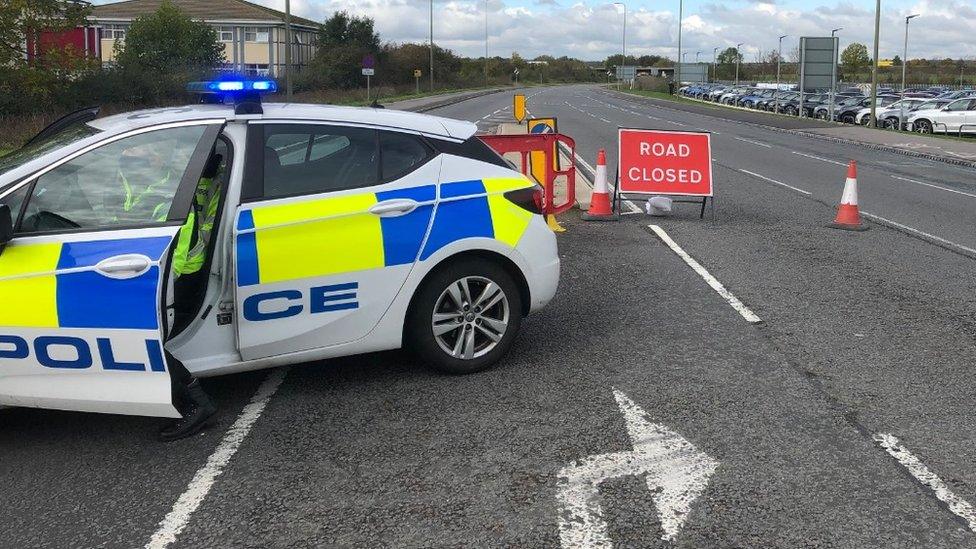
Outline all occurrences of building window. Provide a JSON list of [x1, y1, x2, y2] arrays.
[[218, 26, 234, 42], [244, 64, 270, 76], [244, 27, 270, 43], [103, 24, 128, 40]]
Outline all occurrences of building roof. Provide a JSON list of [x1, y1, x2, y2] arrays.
[[91, 0, 320, 28]]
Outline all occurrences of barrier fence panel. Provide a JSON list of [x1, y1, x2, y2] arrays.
[[479, 133, 577, 216]]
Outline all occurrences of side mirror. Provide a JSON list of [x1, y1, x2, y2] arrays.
[[0, 204, 11, 255]]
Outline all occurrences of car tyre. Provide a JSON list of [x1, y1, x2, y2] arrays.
[[407, 258, 522, 375], [914, 119, 933, 134], [841, 113, 856, 124]]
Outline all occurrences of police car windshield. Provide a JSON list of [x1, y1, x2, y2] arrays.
[[0, 123, 101, 178]]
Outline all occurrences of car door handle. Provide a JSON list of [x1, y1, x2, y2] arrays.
[[94, 254, 152, 280], [369, 199, 418, 217]]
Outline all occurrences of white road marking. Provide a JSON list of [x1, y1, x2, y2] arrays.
[[891, 175, 976, 199], [649, 225, 763, 324], [667, 120, 687, 127], [145, 368, 290, 549], [874, 433, 976, 533], [791, 151, 847, 166], [733, 136, 771, 148], [738, 169, 812, 196], [599, 117, 613, 124], [860, 211, 976, 256], [556, 389, 718, 548]]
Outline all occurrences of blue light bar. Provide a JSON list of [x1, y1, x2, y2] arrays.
[[187, 78, 278, 95]]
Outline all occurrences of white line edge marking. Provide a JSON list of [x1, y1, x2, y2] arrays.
[[860, 211, 976, 256], [649, 225, 762, 324], [791, 151, 847, 166], [874, 433, 976, 532], [738, 169, 812, 196], [891, 175, 976, 199], [733, 136, 772, 148], [145, 367, 290, 549]]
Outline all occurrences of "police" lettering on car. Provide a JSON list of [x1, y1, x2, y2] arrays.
[[0, 335, 166, 371], [243, 282, 360, 322]]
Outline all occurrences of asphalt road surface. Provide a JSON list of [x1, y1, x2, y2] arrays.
[[4, 84, 976, 548]]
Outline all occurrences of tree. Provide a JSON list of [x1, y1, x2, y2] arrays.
[[841, 43, 870, 77], [0, 0, 90, 67], [301, 11, 379, 90], [716, 47, 742, 66], [892, 55, 902, 66], [114, 1, 223, 75]]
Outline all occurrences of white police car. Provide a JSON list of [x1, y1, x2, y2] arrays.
[[0, 80, 559, 418]]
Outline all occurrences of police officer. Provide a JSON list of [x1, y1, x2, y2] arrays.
[[117, 147, 220, 441]]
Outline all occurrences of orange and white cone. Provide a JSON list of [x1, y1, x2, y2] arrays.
[[582, 149, 619, 221], [829, 160, 868, 231]]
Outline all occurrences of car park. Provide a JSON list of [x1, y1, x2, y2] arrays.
[[0, 79, 560, 418], [880, 98, 953, 130], [908, 97, 976, 134], [834, 95, 900, 123]]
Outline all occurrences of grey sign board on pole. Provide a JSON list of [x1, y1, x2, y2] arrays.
[[798, 37, 838, 92], [678, 63, 707, 83], [616, 65, 637, 81]]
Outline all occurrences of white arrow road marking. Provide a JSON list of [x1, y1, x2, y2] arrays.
[[556, 389, 719, 548]]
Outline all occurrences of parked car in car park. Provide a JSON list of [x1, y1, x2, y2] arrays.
[[880, 99, 953, 130], [834, 95, 901, 123], [855, 98, 927, 126], [908, 97, 976, 134]]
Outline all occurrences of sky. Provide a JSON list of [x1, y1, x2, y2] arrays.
[[90, 0, 976, 62]]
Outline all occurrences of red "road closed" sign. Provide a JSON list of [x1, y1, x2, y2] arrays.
[[618, 128, 713, 196]]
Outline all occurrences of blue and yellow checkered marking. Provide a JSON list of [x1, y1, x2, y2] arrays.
[[0, 236, 171, 330], [236, 178, 534, 287]]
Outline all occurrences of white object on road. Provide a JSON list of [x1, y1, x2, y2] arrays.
[[556, 389, 719, 548], [646, 196, 673, 216]]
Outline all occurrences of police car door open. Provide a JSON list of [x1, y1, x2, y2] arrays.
[[0, 122, 223, 417]]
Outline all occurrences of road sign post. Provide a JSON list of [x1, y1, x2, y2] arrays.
[[413, 69, 422, 94], [362, 55, 376, 103], [617, 128, 714, 218], [799, 37, 839, 119]]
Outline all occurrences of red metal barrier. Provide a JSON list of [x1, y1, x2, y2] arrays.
[[479, 133, 577, 215]]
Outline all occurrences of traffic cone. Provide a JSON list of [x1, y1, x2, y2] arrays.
[[828, 160, 868, 231], [582, 149, 619, 221]]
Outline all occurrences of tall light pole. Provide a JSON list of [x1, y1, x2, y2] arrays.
[[712, 46, 719, 83], [484, 0, 489, 86], [284, 0, 292, 99], [429, 0, 434, 91], [675, 0, 683, 87], [775, 34, 787, 112], [869, 0, 881, 127], [830, 28, 842, 121], [734, 42, 743, 85], [901, 13, 921, 103], [613, 2, 626, 87]]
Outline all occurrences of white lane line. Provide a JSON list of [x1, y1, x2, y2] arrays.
[[891, 175, 976, 199], [667, 120, 687, 127], [574, 153, 641, 214], [733, 136, 771, 148], [874, 433, 976, 532], [791, 151, 847, 166], [146, 367, 290, 549], [649, 225, 762, 324], [738, 169, 812, 196], [599, 117, 613, 124], [860, 211, 976, 256]]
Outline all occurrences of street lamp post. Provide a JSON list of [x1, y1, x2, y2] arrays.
[[676, 0, 683, 88], [485, 0, 489, 87], [613, 2, 626, 88], [775, 34, 787, 112], [429, 0, 434, 91], [900, 14, 920, 128], [830, 28, 842, 121], [734, 42, 743, 85], [869, 0, 881, 127], [712, 46, 719, 83], [284, 0, 292, 99]]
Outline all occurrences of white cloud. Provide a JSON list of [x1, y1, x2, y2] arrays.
[[90, 0, 976, 61]]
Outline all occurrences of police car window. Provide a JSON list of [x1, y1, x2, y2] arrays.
[[262, 125, 378, 199], [380, 132, 431, 181], [17, 126, 207, 234], [0, 123, 101, 178]]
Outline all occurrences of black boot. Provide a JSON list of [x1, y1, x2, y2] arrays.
[[159, 379, 217, 442]]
